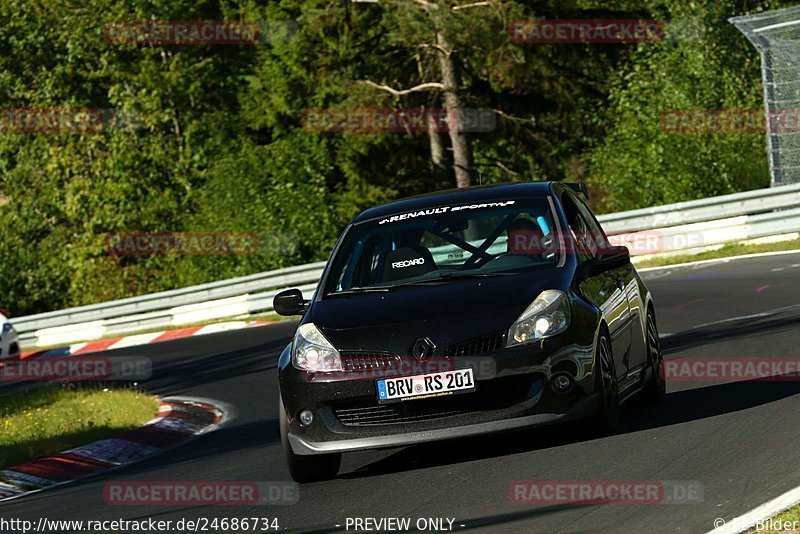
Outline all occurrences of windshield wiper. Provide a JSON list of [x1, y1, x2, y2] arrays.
[[331, 272, 513, 294], [330, 286, 392, 296], [397, 272, 515, 285]]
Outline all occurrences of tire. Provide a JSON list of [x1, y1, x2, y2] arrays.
[[594, 331, 620, 431], [642, 309, 666, 404], [279, 395, 341, 483]]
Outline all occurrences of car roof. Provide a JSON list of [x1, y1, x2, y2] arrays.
[[353, 182, 557, 223]]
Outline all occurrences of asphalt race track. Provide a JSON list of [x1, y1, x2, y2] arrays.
[[4, 252, 800, 533]]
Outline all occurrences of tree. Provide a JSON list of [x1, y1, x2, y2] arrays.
[[581, 0, 793, 212], [0, 0, 784, 315], [357, 0, 524, 188]]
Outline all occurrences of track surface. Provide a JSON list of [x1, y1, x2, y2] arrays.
[[4, 252, 800, 533]]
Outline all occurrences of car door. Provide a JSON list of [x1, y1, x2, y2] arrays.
[[571, 195, 646, 372], [561, 192, 632, 378]]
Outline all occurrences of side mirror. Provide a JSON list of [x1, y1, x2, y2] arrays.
[[600, 245, 631, 271], [273, 289, 308, 316], [578, 245, 631, 280]]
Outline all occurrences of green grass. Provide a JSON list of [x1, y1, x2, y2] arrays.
[[0, 385, 159, 470], [246, 312, 285, 324], [747, 505, 800, 533], [634, 237, 800, 269]]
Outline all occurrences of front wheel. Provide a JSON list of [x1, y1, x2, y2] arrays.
[[279, 395, 341, 483], [642, 310, 666, 404], [594, 332, 620, 431]]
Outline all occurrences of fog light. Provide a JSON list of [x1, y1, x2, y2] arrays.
[[552, 374, 572, 393], [299, 410, 314, 426]]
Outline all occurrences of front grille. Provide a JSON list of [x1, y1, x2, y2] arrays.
[[446, 331, 505, 357], [340, 351, 402, 373], [332, 374, 541, 427], [334, 403, 462, 426]]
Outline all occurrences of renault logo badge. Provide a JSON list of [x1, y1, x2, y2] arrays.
[[412, 338, 436, 360]]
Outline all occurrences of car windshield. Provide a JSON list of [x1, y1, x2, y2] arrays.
[[324, 198, 561, 295]]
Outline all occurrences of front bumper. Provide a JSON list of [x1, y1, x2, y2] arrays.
[[288, 394, 598, 454], [279, 335, 599, 456]]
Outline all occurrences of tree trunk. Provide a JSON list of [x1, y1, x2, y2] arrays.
[[426, 107, 447, 180], [437, 32, 473, 188]]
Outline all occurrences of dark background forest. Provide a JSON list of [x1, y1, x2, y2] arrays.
[[0, 0, 786, 314]]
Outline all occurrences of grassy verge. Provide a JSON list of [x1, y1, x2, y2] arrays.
[[0, 385, 159, 469], [748, 505, 800, 533], [246, 312, 286, 324], [635, 237, 800, 269]]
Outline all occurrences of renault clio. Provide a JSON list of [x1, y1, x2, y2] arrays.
[[274, 182, 665, 482]]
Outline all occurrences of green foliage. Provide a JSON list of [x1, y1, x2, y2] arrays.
[[0, 0, 787, 314], [582, 0, 792, 212]]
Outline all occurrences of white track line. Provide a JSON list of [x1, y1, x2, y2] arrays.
[[707, 485, 800, 533], [638, 249, 800, 273], [641, 246, 800, 532], [643, 249, 800, 533], [106, 331, 163, 349]]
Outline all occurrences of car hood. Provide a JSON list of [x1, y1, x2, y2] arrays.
[[312, 269, 565, 354]]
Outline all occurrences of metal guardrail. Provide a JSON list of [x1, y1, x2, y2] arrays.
[[15, 184, 800, 348], [600, 183, 800, 254], [14, 261, 326, 347], [14, 262, 326, 331], [597, 182, 800, 233]]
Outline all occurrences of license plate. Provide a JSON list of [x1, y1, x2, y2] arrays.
[[376, 368, 475, 404]]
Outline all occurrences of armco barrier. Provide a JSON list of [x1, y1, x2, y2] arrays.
[[598, 183, 800, 233], [14, 184, 800, 348]]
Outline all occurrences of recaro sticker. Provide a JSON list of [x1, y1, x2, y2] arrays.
[[392, 258, 425, 269]]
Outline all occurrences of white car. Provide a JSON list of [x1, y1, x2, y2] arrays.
[[0, 310, 20, 360]]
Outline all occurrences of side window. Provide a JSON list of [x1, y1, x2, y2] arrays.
[[572, 194, 611, 252], [560, 193, 597, 262]]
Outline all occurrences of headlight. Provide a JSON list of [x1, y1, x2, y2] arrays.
[[292, 323, 343, 372], [507, 290, 571, 347]]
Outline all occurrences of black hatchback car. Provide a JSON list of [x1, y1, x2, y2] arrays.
[[274, 182, 665, 482]]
